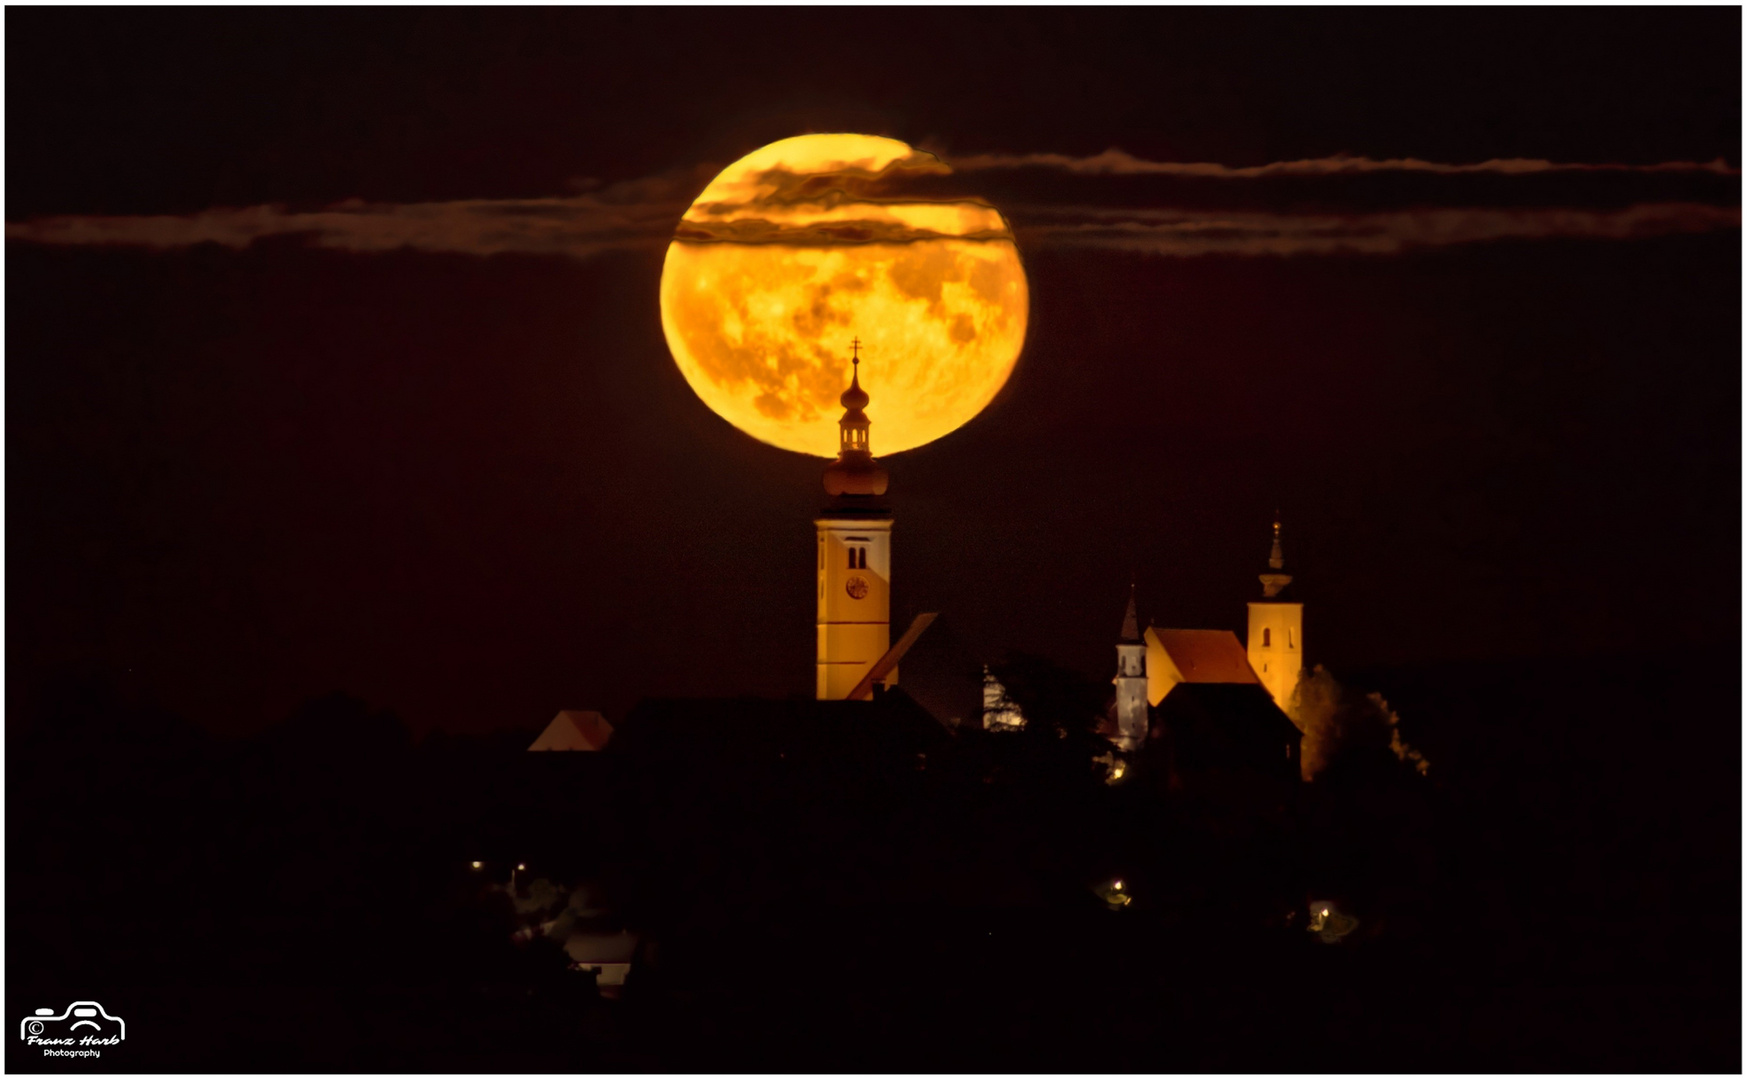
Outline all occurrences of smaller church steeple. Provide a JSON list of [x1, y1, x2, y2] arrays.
[[1112, 579, 1148, 751], [1248, 514, 1305, 716], [1259, 516, 1293, 599], [1119, 577, 1141, 643]]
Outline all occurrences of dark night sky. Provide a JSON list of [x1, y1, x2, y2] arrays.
[[7, 8, 1740, 735]]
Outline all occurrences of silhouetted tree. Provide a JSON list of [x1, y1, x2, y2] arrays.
[[1295, 664, 1429, 782]]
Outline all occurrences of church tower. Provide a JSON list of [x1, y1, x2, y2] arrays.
[[1112, 582, 1148, 750], [815, 341, 893, 700], [1247, 517, 1305, 715]]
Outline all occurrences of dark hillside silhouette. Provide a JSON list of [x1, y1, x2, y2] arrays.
[[6, 646, 1739, 1070]]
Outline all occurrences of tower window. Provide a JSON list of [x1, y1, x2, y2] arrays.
[[1288, 628, 1295, 649], [1262, 628, 1271, 647], [849, 548, 857, 569], [859, 547, 868, 569]]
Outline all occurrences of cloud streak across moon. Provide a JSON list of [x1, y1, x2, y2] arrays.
[[7, 151, 1737, 261]]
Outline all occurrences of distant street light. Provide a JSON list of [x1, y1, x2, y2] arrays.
[[1098, 878, 1132, 908]]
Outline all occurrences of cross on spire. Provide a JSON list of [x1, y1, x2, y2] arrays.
[[850, 336, 862, 368]]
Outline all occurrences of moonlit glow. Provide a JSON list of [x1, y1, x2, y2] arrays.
[[660, 134, 1029, 457]]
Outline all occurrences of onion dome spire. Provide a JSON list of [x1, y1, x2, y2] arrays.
[[840, 343, 870, 413], [823, 337, 889, 497], [1259, 514, 1293, 599]]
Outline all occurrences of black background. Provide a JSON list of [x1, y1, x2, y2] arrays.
[[7, 7, 1740, 737], [5, 11, 1741, 1070]]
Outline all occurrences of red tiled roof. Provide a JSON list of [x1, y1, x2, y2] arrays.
[[1149, 628, 1259, 685], [529, 709, 613, 751]]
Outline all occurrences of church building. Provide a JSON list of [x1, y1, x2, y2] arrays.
[[1247, 519, 1304, 713], [1103, 521, 1307, 784], [815, 343, 900, 701], [1111, 586, 1148, 750], [801, 323, 1308, 766]]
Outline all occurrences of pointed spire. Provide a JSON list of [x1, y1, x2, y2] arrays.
[[1119, 579, 1141, 643], [1268, 515, 1284, 570]]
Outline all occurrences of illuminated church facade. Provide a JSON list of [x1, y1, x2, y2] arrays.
[[1107, 521, 1307, 782], [1125, 519, 1305, 718], [1246, 520, 1304, 714], [815, 344, 896, 701]]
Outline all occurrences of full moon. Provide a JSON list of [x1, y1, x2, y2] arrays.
[[660, 134, 1029, 457]]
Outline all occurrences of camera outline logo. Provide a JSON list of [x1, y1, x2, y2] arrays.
[[20, 1002, 126, 1042]]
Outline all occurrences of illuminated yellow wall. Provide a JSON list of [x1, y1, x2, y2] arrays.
[[1143, 627, 1182, 707], [1247, 600, 1304, 713], [816, 516, 892, 699]]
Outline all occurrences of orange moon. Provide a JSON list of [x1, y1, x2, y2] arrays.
[[659, 134, 1029, 457]]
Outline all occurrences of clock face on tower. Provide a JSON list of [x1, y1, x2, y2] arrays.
[[845, 576, 869, 600]]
